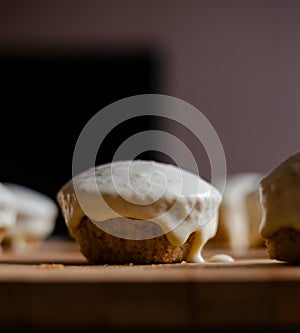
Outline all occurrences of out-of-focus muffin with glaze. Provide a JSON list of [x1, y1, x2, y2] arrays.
[[259, 152, 300, 263], [2, 184, 58, 253], [0, 183, 17, 249], [208, 173, 264, 254]]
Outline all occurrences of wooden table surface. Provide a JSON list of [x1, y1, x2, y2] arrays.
[[0, 238, 300, 331]]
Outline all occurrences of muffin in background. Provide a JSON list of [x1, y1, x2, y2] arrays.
[[3, 184, 58, 253], [0, 183, 17, 248], [259, 152, 300, 263], [209, 173, 264, 254]]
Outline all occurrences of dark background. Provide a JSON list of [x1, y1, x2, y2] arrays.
[[0, 52, 162, 235]]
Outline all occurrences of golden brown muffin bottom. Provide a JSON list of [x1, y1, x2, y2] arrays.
[[74, 217, 195, 264], [266, 227, 300, 263]]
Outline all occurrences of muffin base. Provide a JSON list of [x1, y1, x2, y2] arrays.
[[265, 227, 300, 263], [74, 217, 195, 264]]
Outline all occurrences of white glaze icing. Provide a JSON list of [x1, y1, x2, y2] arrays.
[[58, 160, 221, 263], [207, 253, 235, 262], [259, 152, 300, 238], [4, 183, 58, 239]]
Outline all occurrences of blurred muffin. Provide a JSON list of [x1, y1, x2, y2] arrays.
[[3, 184, 58, 252], [57, 160, 221, 264], [209, 173, 264, 253], [259, 152, 300, 263], [0, 183, 17, 246]]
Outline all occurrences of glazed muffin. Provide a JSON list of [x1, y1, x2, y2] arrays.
[[259, 152, 300, 263], [209, 173, 264, 253], [0, 183, 17, 246], [3, 184, 58, 252], [57, 160, 221, 264]]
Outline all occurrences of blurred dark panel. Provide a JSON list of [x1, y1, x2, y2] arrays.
[[0, 51, 161, 235]]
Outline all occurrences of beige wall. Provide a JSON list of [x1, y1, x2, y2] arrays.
[[1, 0, 299, 176]]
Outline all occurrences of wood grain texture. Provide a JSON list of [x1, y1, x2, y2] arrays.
[[0, 239, 300, 331]]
